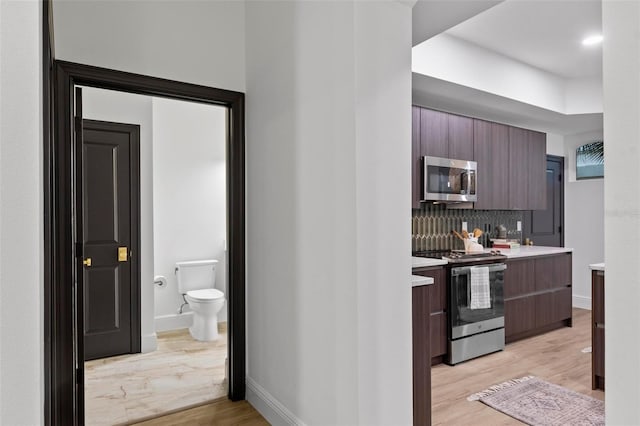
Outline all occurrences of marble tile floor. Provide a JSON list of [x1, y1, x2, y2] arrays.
[[85, 324, 228, 426]]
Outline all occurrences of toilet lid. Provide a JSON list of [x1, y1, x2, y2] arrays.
[[186, 288, 224, 301]]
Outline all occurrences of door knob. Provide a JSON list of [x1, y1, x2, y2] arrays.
[[83, 258, 92, 267]]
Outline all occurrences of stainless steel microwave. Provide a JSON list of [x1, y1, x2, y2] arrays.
[[423, 156, 477, 203]]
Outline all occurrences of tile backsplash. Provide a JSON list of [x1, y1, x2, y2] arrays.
[[412, 204, 524, 252]]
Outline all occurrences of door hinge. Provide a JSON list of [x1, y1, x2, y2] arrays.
[[558, 174, 562, 182], [558, 225, 562, 233]]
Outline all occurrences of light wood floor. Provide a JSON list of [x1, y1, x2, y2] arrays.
[[85, 325, 228, 426], [432, 308, 603, 425], [132, 399, 268, 426]]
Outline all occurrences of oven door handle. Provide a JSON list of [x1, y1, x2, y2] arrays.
[[451, 263, 507, 276]]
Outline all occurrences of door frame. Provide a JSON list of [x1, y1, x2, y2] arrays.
[[44, 60, 246, 424], [82, 118, 142, 360]]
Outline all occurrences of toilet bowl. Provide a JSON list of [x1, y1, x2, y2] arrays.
[[176, 260, 225, 341]]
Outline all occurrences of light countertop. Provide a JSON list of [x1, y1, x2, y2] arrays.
[[412, 256, 448, 268], [589, 262, 605, 271], [412, 275, 434, 287], [491, 246, 573, 259]]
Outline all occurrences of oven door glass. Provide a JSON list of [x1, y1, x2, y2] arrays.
[[450, 263, 505, 339]]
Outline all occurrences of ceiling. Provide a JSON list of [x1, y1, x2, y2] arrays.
[[412, 0, 504, 46], [444, 0, 602, 79], [411, 0, 604, 134]]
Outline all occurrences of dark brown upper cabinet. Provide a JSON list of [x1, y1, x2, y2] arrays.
[[527, 130, 547, 210], [412, 106, 422, 209], [474, 120, 509, 210], [411, 106, 547, 210], [508, 126, 547, 210], [448, 114, 474, 161], [420, 108, 448, 158], [508, 126, 530, 210]]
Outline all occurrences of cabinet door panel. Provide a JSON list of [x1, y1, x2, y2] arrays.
[[534, 257, 555, 291], [534, 292, 554, 328], [505, 297, 536, 338], [535, 255, 571, 291], [412, 285, 431, 426], [420, 109, 448, 158], [553, 254, 572, 288], [430, 312, 447, 358], [448, 114, 473, 161], [594, 327, 605, 376], [473, 120, 509, 210], [553, 287, 572, 323], [528, 130, 547, 210], [504, 259, 535, 299], [412, 106, 422, 209], [593, 271, 605, 325], [508, 126, 529, 210], [490, 123, 510, 209], [473, 119, 492, 209], [414, 267, 446, 313]]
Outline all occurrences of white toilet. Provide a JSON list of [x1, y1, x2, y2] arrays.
[[175, 259, 225, 341]]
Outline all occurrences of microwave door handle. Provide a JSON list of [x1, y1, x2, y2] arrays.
[[468, 171, 473, 195]]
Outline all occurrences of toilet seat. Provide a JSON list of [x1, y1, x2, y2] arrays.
[[186, 288, 224, 301]]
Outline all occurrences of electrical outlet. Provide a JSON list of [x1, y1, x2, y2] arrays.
[[462, 222, 468, 232], [517, 221, 522, 232]]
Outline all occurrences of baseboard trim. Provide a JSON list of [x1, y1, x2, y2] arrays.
[[141, 332, 158, 353], [573, 295, 591, 310], [246, 376, 305, 426], [155, 312, 194, 332]]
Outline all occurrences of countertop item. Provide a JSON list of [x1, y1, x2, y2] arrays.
[[412, 275, 434, 287], [489, 246, 573, 259], [589, 262, 605, 271], [412, 256, 448, 268]]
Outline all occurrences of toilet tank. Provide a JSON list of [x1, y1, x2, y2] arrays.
[[175, 259, 218, 294]]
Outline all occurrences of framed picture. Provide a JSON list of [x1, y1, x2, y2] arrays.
[[576, 141, 604, 180]]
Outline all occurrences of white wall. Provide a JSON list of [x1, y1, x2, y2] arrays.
[[564, 77, 603, 115], [152, 98, 227, 329], [245, 1, 412, 424], [563, 130, 604, 310], [546, 133, 564, 156], [413, 34, 567, 113], [81, 87, 157, 352], [52, 0, 246, 92], [0, 1, 43, 424], [603, 1, 640, 423]]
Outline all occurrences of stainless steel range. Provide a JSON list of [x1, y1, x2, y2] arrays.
[[414, 250, 507, 365]]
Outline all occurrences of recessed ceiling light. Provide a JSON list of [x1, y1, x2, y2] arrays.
[[582, 34, 603, 46]]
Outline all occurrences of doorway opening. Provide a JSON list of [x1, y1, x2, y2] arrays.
[[44, 61, 245, 425], [77, 87, 231, 424]]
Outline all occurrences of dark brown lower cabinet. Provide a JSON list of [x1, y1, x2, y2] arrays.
[[592, 270, 605, 390], [505, 297, 535, 337], [412, 285, 431, 426], [504, 254, 573, 343], [412, 267, 447, 364]]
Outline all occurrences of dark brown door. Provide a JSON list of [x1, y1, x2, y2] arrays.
[[81, 119, 140, 361], [523, 155, 564, 246]]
